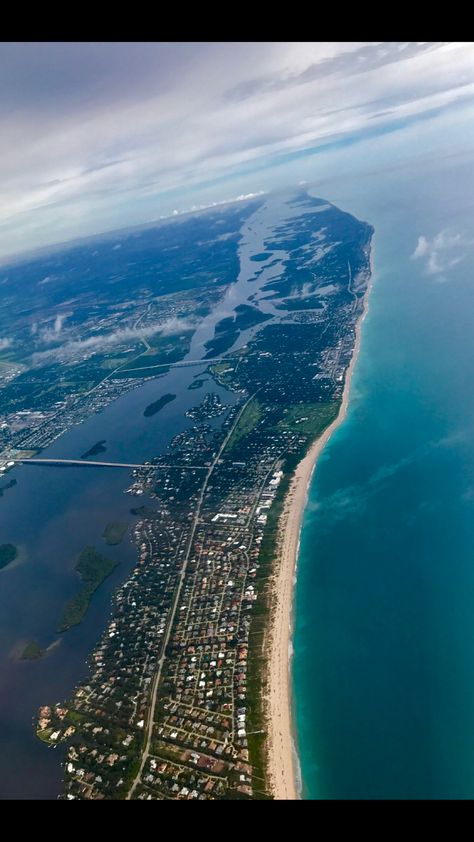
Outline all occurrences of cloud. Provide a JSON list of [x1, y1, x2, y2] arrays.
[[31, 316, 195, 365], [412, 235, 429, 259], [224, 42, 443, 103], [0, 41, 473, 259], [38, 312, 71, 344], [54, 314, 66, 333], [0, 336, 12, 350], [163, 191, 266, 221], [411, 228, 471, 277]]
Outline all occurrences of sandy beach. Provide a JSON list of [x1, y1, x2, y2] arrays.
[[265, 246, 373, 800]]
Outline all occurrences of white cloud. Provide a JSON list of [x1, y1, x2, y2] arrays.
[[412, 235, 429, 258], [31, 316, 195, 365], [0, 42, 473, 259], [38, 312, 72, 344], [54, 314, 66, 334], [411, 228, 471, 277], [162, 191, 266, 221], [0, 336, 12, 350]]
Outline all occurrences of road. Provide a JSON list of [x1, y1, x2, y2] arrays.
[[126, 393, 255, 799], [20, 458, 207, 470], [118, 356, 225, 373]]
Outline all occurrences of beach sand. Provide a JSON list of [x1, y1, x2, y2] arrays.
[[265, 248, 373, 800]]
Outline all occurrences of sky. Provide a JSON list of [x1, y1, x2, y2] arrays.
[[1, 41, 474, 261]]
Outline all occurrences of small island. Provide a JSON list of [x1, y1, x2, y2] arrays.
[[188, 378, 207, 390], [21, 640, 43, 660], [143, 392, 176, 418], [102, 520, 128, 546], [0, 543, 17, 570], [58, 546, 119, 632], [81, 440, 107, 460]]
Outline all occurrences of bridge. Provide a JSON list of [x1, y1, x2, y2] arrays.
[[120, 356, 226, 374], [19, 458, 207, 470]]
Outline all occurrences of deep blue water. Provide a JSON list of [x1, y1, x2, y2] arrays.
[[293, 155, 474, 798]]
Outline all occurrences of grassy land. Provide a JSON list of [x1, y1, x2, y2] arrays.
[[209, 362, 233, 375], [116, 332, 194, 375], [226, 397, 262, 451], [36, 727, 54, 743], [57, 546, 119, 632], [102, 521, 129, 546], [65, 709, 89, 726], [278, 401, 339, 436]]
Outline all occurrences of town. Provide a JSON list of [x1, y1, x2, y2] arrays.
[[36, 206, 373, 799]]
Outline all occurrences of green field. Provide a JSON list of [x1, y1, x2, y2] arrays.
[[227, 397, 262, 450], [277, 401, 339, 437]]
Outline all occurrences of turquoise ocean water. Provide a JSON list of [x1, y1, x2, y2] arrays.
[[293, 152, 474, 799]]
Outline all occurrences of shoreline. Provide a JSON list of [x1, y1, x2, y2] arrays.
[[265, 237, 374, 800]]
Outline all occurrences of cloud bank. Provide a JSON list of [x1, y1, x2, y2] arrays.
[[0, 41, 473, 259]]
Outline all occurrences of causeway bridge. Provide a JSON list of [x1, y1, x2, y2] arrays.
[[121, 356, 226, 373], [19, 458, 207, 470]]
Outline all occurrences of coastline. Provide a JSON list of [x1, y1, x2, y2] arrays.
[[265, 238, 374, 800]]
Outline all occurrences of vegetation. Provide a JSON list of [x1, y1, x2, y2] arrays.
[[102, 521, 128, 546], [21, 640, 43, 660], [278, 401, 339, 436], [58, 546, 119, 632], [117, 332, 195, 375], [227, 397, 262, 451], [0, 543, 17, 570], [210, 362, 233, 375], [143, 393, 176, 418]]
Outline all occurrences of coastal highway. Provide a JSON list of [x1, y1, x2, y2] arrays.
[[18, 458, 207, 470]]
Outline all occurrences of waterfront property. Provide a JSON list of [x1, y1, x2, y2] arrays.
[[33, 192, 372, 799]]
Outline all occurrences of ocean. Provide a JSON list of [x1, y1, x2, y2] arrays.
[[293, 151, 474, 799]]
